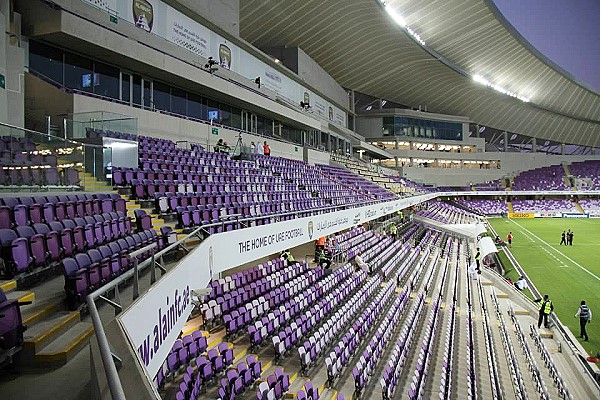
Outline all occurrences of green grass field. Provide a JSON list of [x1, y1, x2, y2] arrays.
[[489, 218, 600, 359]]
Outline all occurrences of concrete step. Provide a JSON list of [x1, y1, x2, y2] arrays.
[[0, 279, 17, 292], [21, 301, 61, 326], [34, 322, 94, 367], [23, 311, 80, 353], [6, 290, 35, 304], [126, 202, 141, 210]]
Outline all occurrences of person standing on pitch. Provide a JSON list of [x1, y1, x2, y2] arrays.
[[507, 231, 513, 248], [560, 230, 566, 245], [575, 300, 592, 341], [568, 230, 574, 246], [537, 294, 554, 329]]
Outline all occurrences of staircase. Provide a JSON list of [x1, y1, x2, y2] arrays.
[[80, 171, 113, 192], [507, 201, 514, 213], [1, 278, 93, 368], [574, 202, 585, 214]]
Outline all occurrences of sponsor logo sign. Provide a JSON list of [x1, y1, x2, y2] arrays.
[[133, 0, 154, 32], [508, 212, 534, 219]]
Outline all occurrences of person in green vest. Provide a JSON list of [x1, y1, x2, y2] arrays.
[[537, 294, 554, 329], [475, 248, 481, 271], [280, 249, 298, 266], [390, 223, 397, 241], [318, 248, 331, 269]]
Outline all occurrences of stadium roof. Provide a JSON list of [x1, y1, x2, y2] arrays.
[[240, 0, 600, 147]]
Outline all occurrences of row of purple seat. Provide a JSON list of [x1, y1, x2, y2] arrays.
[[0, 193, 125, 228], [1, 153, 57, 167], [250, 266, 344, 352], [256, 369, 291, 400], [354, 286, 409, 397], [297, 268, 372, 375], [63, 227, 172, 303], [408, 299, 442, 399], [327, 279, 403, 388], [378, 292, 426, 398], [0, 167, 79, 187], [223, 263, 314, 339], [0, 211, 133, 276]]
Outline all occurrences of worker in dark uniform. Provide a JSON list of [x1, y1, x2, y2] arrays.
[[537, 294, 554, 329], [575, 300, 592, 341]]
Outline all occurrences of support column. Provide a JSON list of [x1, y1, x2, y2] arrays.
[[503, 131, 508, 152], [532, 137, 537, 153], [561, 143, 566, 155]]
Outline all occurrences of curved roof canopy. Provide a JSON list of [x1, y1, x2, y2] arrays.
[[240, 0, 600, 147]]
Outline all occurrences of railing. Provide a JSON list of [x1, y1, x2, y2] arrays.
[[0, 121, 110, 189]]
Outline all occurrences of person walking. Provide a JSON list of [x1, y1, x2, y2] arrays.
[[507, 231, 513, 248], [389, 223, 397, 241], [560, 231, 566, 245], [568, 230, 574, 246], [537, 294, 554, 329], [475, 248, 481, 271], [575, 300, 592, 341]]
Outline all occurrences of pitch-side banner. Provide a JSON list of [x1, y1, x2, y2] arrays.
[[118, 193, 436, 378]]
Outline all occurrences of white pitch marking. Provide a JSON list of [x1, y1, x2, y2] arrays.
[[510, 220, 600, 281]]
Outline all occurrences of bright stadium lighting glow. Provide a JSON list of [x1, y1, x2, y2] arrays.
[[472, 74, 530, 103], [385, 4, 406, 27]]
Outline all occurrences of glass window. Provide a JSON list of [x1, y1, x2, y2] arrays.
[[187, 93, 204, 120], [219, 103, 232, 127], [133, 75, 142, 106], [143, 79, 152, 109], [64, 53, 93, 92], [93, 62, 119, 99], [153, 81, 170, 112], [29, 41, 64, 85], [207, 99, 220, 122], [230, 107, 241, 129], [171, 87, 186, 115], [121, 73, 131, 103]]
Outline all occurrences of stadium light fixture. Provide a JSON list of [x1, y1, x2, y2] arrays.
[[472, 74, 530, 103], [384, 4, 406, 27]]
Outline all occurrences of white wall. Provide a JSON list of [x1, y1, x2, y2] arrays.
[[306, 148, 331, 165]]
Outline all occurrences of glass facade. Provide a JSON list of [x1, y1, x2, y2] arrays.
[[383, 116, 462, 141], [28, 41, 351, 153]]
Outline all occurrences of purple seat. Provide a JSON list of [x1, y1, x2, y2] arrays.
[[32, 223, 62, 262], [62, 257, 89, 301], [44, 168, 59, 185], [15, 226, 48, 267], [134, 210, 152, 232], [0, 288, 28, 350]]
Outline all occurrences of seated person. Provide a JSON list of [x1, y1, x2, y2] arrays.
[[514, 276, 528, 291], [355, 252, 371, 274], [214, 139, 224, 152]]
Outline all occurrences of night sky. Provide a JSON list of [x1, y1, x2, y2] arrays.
[[492, 0, 600, 92]]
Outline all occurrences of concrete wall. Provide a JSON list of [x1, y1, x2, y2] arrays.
[[0, 4, 25, 128], [168, 0, 240, 37], [306, 148, 331, 165], [263, 46, 349, 111]]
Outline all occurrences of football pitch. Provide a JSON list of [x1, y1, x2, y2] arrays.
[[488, 218, 600, 359]]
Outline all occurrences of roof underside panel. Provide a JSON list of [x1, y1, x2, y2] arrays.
[[240, 0, 600, 147]]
